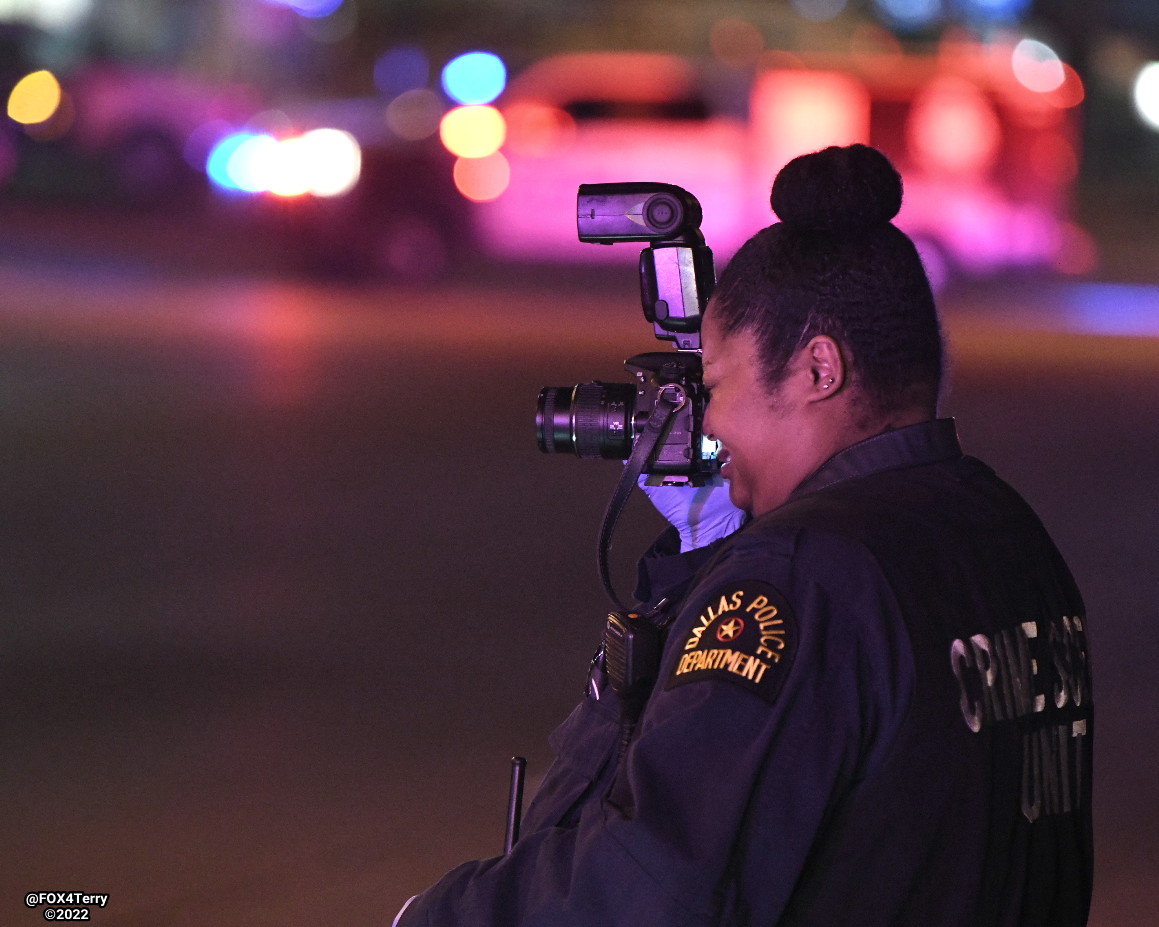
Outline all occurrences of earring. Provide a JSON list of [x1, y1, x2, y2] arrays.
[[821, 377, 835, 390]]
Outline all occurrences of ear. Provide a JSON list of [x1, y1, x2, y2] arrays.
[[803, 335, 846, 401]]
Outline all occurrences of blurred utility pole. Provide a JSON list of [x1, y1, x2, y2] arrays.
[[1032, 0, 1159, 63], [1031, 0, 1110, 69]]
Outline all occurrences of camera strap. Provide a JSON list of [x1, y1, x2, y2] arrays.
[[597, 387, 685, 611]]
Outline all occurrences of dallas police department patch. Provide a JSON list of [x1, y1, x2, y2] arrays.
[[666, 581, 796, 705]]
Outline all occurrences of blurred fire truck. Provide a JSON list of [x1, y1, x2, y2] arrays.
[[464, 40, 1090, 285]]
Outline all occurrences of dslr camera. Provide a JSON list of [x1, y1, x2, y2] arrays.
[[536, 182, 720, 483]]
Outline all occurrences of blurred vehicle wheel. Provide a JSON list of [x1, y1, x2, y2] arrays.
[[106, 127, 201, 208], [366, 208, 451, 282], [293, 201, 459, 284]]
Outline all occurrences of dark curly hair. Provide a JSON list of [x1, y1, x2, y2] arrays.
[[709, 144, 945, 418]]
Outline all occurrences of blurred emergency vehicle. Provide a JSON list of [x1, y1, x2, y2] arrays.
[[2, 23, 256, 208], [461, 41, 1089, 285], [203, 95, 468, 281]]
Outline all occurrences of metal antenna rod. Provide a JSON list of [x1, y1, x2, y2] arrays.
[[504, 756, 527, 854]]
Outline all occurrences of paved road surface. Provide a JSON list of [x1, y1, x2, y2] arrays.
[[0, 253, 1155, 926]]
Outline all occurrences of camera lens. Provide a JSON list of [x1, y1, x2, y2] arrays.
[[643, 194, 683, 236], [537, 383, 636, 458]]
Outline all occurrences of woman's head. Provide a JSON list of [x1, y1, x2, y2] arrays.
[[701, 144, 946, 515], [709, 144, 945, 422]]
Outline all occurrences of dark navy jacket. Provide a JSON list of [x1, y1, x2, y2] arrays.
[[397, 419, 1093, 926]]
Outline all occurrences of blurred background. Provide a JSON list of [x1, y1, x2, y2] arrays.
[[0, 1, 1156, 925]]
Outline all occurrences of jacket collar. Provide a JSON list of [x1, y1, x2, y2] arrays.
[[788, 417, 962, 502]]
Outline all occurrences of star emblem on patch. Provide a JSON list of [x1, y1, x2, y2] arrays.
[[666, 580, 796, 705]]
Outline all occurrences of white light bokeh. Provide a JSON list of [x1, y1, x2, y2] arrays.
[[1133, 62, 1159, 131], [0, 0, 91, 30], [1012, 39, 1066, 94]]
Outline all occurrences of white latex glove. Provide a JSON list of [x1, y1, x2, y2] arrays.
[[638, 473, 746, 552]]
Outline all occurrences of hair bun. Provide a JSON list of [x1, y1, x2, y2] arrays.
[[770, 144, 902, 234]]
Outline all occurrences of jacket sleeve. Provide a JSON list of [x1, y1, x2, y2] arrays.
[[397, 537, 912, 926]]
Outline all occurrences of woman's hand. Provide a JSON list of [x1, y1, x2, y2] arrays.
[[638, 474, 746, 552]]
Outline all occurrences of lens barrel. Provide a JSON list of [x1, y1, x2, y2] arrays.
[[537, 383, 635, 458]]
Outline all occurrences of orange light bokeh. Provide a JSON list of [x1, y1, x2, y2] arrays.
[[709, 18, 765, 69], [439, 105, 506, 159], [8, 70, 62, 125], [453, 152, 511, 202]]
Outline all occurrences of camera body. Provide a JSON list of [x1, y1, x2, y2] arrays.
[[536, 182, 720, 483]]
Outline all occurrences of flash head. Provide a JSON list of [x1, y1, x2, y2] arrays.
[[544, 180, 717, 486], [577, 182, 704, 244]]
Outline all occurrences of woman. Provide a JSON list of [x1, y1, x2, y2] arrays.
[[395, 144, 1093, 927]]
